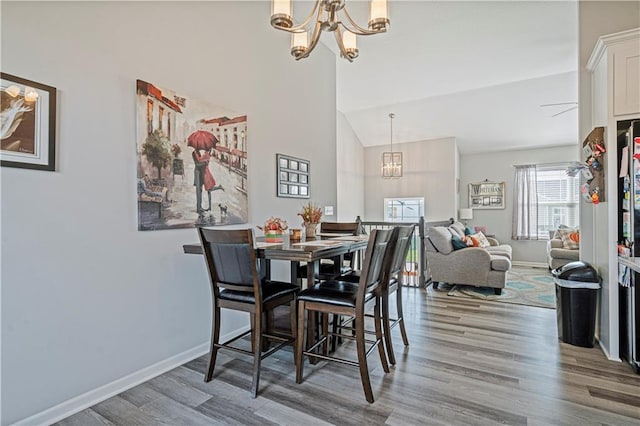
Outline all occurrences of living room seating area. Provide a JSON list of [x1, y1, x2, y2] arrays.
[[546, 225, 580, 270], [426, 222, 512, 294]]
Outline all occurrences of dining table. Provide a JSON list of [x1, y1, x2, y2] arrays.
[[183, 232, 370, 286]]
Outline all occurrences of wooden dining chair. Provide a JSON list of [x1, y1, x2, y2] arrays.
[[337, 226, 414, 364], [296, 221, 360, 283], [378, 225, 414, 364], [198, 227, 299, 398], [295, 228, 397, 403]]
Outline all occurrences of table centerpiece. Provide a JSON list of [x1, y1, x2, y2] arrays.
[[298, 202, 322, 239], [257, 217, 288, 242]]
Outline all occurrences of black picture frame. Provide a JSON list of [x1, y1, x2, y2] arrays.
[[276, 153, 310, 198], [1, 73, 57, 171]]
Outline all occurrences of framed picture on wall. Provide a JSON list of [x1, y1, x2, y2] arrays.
[[468, 181, 505, 209], [277, 153, 310, 198], [1, 73, 57, 171], [135, 79, 248, 230]]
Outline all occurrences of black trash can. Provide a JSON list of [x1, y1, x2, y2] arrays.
[[552, 261, 600, 348]]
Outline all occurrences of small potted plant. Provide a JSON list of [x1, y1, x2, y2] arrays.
[[170, 144, 182, 158], [257, 217, 288, 242], [298, 202, 322, 238]]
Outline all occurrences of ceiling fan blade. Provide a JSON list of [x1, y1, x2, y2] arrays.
[[551, 105, 578, 117], [540, 102, 578, 107]]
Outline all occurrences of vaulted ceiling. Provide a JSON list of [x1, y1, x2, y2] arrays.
[[327, 1, 578, 154]]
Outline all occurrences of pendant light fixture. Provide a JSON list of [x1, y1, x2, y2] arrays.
[[381, 113, 402, 178]]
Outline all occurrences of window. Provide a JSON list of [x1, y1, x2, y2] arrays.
[[513, 163, 579, 240], [167, 112, 171, 139], [158, 106, 164, 132], [384, 197, 424, 222], [146, 99, 153, 134], [536, 165, 579, 238]]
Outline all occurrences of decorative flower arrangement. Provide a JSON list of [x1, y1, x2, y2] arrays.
[[170, 144, 182, 157], [257, 217, 288, 242], [298, 202, 322, 224]]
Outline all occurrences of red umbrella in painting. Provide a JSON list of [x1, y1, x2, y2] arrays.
[[187, 130, 217, 151]]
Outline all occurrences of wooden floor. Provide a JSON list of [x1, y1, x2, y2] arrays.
[[57, 284, 640, 426]]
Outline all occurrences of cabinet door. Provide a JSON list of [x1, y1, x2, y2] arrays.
[[614, 44, 640, 116]]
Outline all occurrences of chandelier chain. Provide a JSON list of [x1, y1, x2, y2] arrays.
[[389, 112, 395, 152]]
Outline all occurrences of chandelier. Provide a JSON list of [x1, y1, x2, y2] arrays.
[[270, 0, 389, 62], [382, 113, 402, 178]]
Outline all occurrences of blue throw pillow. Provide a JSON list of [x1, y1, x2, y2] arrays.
[[464, 226, 475, 236], [451, 235, 467, 250]]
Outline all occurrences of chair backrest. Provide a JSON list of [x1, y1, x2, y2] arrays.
[[356, 228, 396, 306], [320, 221, 360, 235], [198, 228, 261, 298], [384, 226, 415, 286]]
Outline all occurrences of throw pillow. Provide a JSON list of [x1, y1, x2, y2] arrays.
[[450, 222, 466, 237], [464, 226, 475, 236], [552, 224, 570, 240], [451, 235, 468, 250], [462, 235, 475, 246], [558, 228, 580, 249], [428, 227, 454, 254], [469, 231, 491, 248], [448, 226, 464, 238]]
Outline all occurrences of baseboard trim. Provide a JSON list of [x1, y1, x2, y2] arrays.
[[597, 339, 622, 362], [512, 261, 548, 268], [14, 325, 250, 426]]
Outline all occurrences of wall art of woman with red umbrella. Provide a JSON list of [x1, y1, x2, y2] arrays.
[[188, 130, 224, 213]]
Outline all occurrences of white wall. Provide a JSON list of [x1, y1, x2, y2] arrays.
[[578, 1, 640, 359], [363, 137, 458, 221], [460, 145, 578, 264], [0, 2, 337, 424], [336, 111, 364, 221]]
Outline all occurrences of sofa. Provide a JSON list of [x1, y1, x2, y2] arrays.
[[546, 226, 579, 270], [426, 222, 512, 294]]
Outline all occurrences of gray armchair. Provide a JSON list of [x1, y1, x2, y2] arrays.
[[547, 238, 579, 270]]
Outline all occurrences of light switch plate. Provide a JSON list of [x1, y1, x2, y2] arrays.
[[324, 206, 334, 216]]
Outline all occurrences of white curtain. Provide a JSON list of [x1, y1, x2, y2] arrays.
[[512, 165, 539, 240]]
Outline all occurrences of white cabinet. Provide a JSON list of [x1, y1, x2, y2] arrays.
[[613, 44, 640, 116], [588, 28, 640, 119]]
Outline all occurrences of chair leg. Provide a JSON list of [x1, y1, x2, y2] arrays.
[[265, 309, 274, 347], [308, 311, 318, 365], [250, 311, 263, 398], [249, 313, 256, 354], [295, 301, 306, 384], [331, 314, 339, 352], [205, 305, 221, 382], [322, 313, 329, 355], [374, 298, 390, 373], [290, 299, 297, 367], [396, 287, 409, 347], [355, 311, 375, 403], [381, 291, 396, 365]]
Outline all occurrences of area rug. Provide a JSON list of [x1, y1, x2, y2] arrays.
[[443, 267, 556, 309]]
